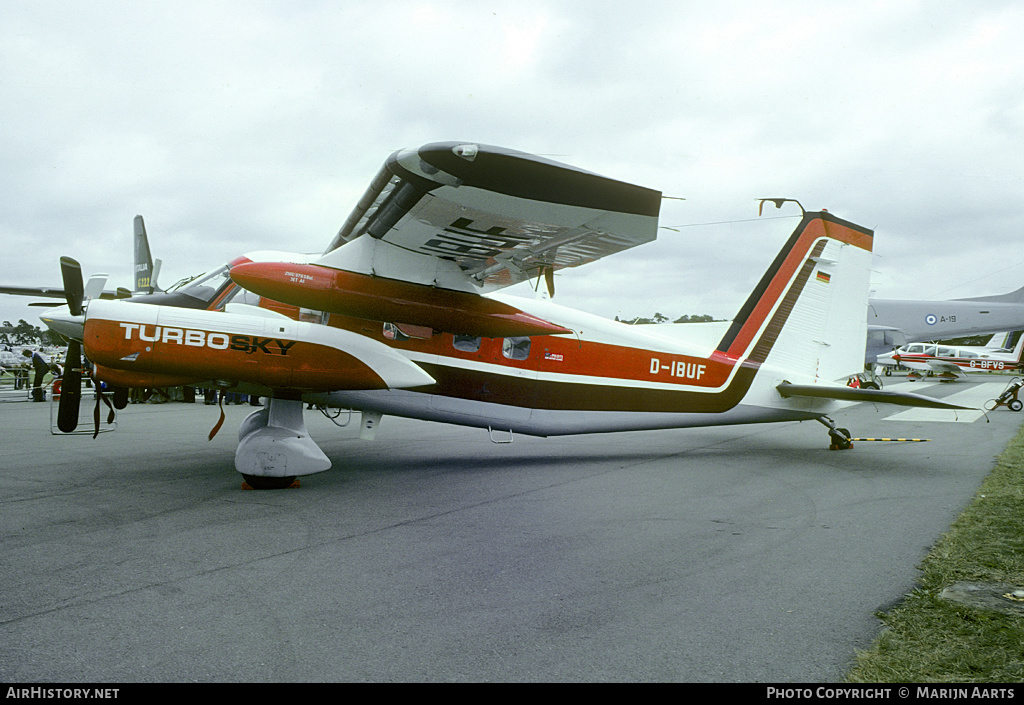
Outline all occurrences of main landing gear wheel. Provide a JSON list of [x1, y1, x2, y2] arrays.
[[818, 417, 853, 451], [241, 474, 299, 490], [235, 398, 331, 490], [829, 428, 853, 451]]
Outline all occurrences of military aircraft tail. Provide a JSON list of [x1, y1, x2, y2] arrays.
[[133, 215, 162, 294], [1010, 330, 1024, 363], [959, 284, 1024, 305]]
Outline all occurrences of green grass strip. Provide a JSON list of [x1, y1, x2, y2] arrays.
[[846, 425, 1024, 682]]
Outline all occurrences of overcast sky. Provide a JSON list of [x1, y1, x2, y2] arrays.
[[3, 1, 1023, 330]]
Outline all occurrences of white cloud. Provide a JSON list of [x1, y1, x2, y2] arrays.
[[3, 0, 1024, 328]]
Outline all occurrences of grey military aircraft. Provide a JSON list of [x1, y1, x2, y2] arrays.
[[866, 285, 1024, 363]]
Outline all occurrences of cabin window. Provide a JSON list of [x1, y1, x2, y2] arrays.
[[219, 283, 261, 308], [502, 337, 531, 360], [453, 334, 481, 353]]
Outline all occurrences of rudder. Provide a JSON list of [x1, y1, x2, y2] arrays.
[[716, 211, 874, 383], [133, 215, 162, 294]]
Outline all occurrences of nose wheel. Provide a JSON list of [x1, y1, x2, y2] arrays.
[[235, 397, 331, 488], [241, 474, 300, 490]]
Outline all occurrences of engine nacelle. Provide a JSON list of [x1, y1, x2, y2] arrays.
[[83, 299, 434, 392]]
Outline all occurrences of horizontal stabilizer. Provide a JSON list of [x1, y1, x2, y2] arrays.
[[776, 382, 975, 410]]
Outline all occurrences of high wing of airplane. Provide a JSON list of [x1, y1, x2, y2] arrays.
[[37, 141, 973, 489], [887, 333, 1024, 380], [868, 285, 1024, 348]]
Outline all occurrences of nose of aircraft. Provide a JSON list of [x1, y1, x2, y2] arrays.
[[39, 304, 85, 341]]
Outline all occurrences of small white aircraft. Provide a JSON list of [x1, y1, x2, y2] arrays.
[[35, 142, 972, 488], [884, 334, 1024, 381]]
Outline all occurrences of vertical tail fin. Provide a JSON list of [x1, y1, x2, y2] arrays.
[[1010, 330, 1024, 363], [133, 215, 162, 294], [716, 211, 874, 383]]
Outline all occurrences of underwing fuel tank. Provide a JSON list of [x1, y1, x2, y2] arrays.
[[81, 299, 435, 392], [228, 260, 571, 338]]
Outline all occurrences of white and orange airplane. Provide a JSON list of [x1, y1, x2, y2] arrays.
[[38, 142, 970, 488], [887, 335, 1024, 381]]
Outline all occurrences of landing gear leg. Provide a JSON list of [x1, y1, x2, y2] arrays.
[[235, 397, 331, 489], [818, 416, 853, 450]]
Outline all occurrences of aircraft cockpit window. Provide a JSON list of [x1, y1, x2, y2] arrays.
[[502, 337, 531, 360], [453, 335, 481, 353], [126, 264, 233, 311], [169, 265, 233, 303], [221, 284, 261, 308]]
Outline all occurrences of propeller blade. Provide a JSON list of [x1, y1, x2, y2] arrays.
[[84, 273, 109, 302], [112, 386, 129, 410], [56, 340, 82, 433], [60, 256, 85, 316]]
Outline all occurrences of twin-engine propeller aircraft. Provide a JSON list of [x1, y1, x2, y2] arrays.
[[38, 142, 972, 489]]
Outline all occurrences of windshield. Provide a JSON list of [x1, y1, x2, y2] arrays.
[[167, 265, 232, 300], [126, 264, 235, 311]]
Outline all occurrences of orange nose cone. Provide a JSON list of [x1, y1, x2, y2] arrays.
[[229, 261, 336, 308]]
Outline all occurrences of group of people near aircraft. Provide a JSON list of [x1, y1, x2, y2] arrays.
[[0, 346, 63, 402]]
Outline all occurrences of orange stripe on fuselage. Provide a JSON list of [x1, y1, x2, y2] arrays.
[[718, 213, 872, 359]]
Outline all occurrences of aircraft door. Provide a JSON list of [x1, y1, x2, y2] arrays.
[[428, 334, 539, 426]]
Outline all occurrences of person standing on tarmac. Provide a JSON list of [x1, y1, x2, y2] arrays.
[[22, 349, 50, 402]]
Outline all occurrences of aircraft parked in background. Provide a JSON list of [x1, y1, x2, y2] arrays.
[[0, 215, 164, 306], [34, 142, 970, 489], [881, 333, 1024, 381], [868, 286, 1024, 352], [132, 215, 163, 295]]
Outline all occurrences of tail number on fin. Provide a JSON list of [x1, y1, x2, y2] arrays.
[[650, 357, 706, 381]]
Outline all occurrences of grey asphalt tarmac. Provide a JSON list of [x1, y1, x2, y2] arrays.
[[1, 376, 1021, 683]]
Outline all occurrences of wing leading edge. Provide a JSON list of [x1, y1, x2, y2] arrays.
[[320, 142, 662, 292]]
